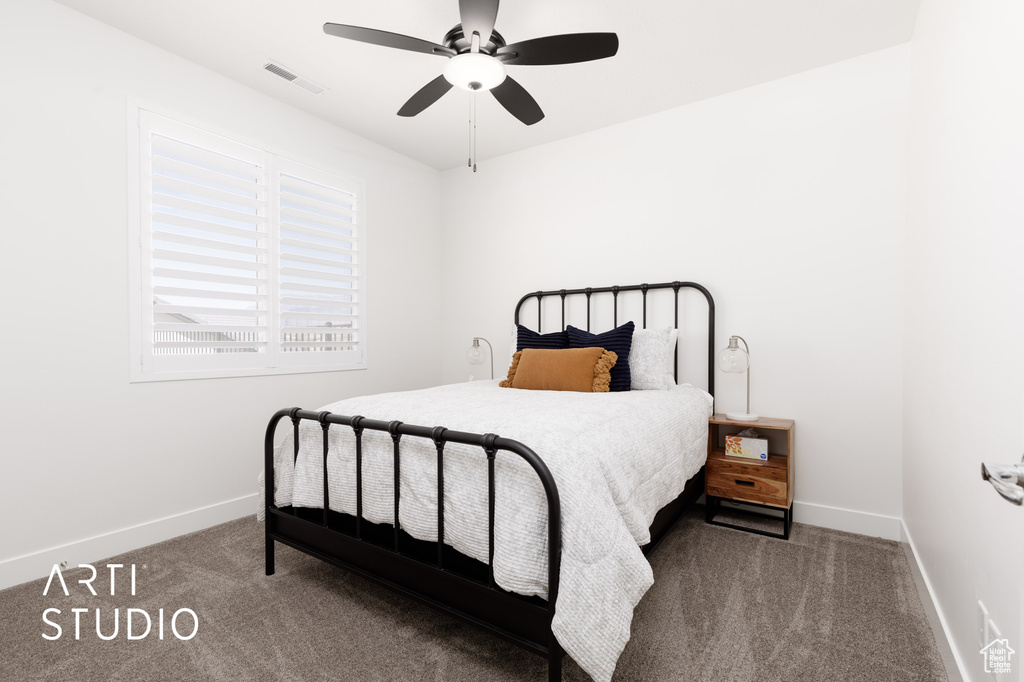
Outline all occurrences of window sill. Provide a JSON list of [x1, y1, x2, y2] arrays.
[[129, 362, 368, 383]]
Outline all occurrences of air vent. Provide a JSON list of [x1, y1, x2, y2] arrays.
[[292, 77, 326, 95], [263, 61, 327, 95]]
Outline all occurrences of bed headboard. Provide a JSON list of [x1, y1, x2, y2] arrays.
[[513, 281, 715, 397]]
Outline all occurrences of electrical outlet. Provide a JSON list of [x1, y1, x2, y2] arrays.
[[978, 601, 989, 647]]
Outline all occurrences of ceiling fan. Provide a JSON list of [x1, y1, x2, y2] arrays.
[[323, 0, 619, 126]]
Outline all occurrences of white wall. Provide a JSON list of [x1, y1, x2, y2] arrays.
[[0, 0, 443, 587], [441, 46, 910, 537], [904, 0, 1024, 678]]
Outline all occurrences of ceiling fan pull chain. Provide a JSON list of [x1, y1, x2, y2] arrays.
[[473, 92, 478, 172]]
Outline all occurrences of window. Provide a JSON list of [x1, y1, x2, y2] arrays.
[[130, 110, 365, 381]]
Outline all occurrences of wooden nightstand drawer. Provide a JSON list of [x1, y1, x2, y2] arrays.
[[706, 456, 788, 507]]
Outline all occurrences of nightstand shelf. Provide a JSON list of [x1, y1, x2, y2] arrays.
[[705, 414, 794, 540]]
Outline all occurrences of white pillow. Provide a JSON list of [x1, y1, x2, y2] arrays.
[[629, 327, 678, 390]]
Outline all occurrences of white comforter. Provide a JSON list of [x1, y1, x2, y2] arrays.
[[260, 380, 712, 682]]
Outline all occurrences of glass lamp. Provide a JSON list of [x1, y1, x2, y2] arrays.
[[717, 335, 758, 421], [467, 337, 493, 381]]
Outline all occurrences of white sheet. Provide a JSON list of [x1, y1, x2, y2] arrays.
[[260, 380, 712, 682]]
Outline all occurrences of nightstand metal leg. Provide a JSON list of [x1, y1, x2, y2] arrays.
[[706, 497, 792, 540]]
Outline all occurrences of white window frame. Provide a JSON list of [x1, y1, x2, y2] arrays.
[[128, 107, 367, 382]]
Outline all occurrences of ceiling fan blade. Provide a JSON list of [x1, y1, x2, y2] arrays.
[[459, 0, 500, 43], [397, 75, 455, 117], [324, 23, 455, 57], [497, 33, 619, 66], [490, 76, 544, 126]]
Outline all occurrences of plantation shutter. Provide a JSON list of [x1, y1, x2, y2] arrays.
[[273, 159, 363, 367], [140, 112, 269, 373], [133, 109, 366, 380]]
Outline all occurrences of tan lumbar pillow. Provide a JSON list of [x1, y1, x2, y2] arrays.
[[500, 347, 618, 392]]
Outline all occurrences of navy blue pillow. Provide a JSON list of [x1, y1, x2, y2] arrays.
[[567, 322, 635, 392], [517, 325, 570, 351]]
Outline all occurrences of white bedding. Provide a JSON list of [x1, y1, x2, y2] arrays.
[[259, 380, 712, 682]]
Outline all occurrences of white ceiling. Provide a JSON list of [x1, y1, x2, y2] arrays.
[[55, 0, 920, 170]]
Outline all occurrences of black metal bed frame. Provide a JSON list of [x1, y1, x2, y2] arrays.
[[264, 281, 715, 681]]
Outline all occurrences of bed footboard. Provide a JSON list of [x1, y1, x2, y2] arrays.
[[263, 407, 564, 680]]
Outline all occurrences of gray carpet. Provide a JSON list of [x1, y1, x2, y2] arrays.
[[0, 508, 950, 681]]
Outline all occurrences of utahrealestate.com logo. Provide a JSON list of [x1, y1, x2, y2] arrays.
[[979, 638, 1015, 676]]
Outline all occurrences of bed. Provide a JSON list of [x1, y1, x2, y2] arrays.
[[262, 281, 716, 682]]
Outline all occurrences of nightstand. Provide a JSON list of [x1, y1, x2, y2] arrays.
[[705, 414, 794, 539]]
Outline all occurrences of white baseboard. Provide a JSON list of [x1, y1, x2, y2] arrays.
[[792, 500, 902, 540], [699, 495, 901, 540], [0, 494, 257, 591], [901, 520, 969, 682]]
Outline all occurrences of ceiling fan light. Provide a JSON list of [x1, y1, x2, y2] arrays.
[[443, 53, 506, 91]]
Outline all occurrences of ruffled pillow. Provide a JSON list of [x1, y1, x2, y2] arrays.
[[500, 348, 618, 392]]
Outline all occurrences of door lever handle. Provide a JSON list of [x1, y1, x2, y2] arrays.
[[981, 455, 1024, 506]]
